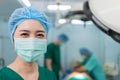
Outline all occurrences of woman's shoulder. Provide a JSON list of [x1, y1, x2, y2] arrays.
[[39, 66, 57, 80], [0, 67, 7, 74], [0, 67, 23, 80], [0, 67, 11, 80]]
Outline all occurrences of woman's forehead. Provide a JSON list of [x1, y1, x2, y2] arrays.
[[18, 19, 43, 27], [16, 19, 45, 31]]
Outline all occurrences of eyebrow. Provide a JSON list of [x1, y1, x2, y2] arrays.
[[20, 30, 30, 32], [36, 30, 45, 33], [19, 30, 45, 33]]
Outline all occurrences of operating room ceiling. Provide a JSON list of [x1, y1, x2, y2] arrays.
[[30, 0, 86, 2], [0, 0, 87, 16], [30, 0, 87, 11], [0, 0, 22, 17], [0, 0, 87, 19]]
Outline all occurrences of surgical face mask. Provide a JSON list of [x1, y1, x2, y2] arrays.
[[14, 38, 47, 62]]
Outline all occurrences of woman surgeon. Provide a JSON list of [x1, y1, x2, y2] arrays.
[[0, 7, 57, 80]]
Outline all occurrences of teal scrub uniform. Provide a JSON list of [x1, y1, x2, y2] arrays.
[[0, 66, 57, 80], [82, 55, 106, 80], [44, 43, 61, 79]]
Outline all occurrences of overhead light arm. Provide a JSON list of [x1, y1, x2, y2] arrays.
[[64, 10, 84, 18]]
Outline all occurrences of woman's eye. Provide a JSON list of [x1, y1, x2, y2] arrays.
[[37, 34, 45, 38], [20, 33, 29, 37]]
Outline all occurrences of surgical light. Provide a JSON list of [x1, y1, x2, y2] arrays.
[[47, 5, 58, 11], [59, 5, 71, 11], [58, 19, 67, 24], [83, 0, 120, 43], [47, 5, 71, 11], [87, 21, 93, 25], [18, 0, 31, 7], [71, 20, 84, 24]]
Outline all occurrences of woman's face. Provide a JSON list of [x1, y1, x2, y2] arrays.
[[14, 19, 46, 39]]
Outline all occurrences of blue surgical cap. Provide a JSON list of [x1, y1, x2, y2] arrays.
[[58, 34, 69, 43], [8, 7, 49, 41], [79, 48, 92, 55]]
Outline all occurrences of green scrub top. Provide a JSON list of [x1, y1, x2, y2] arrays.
[[0, 66, 57, 80], [82, 55, 106, 80], [44, 43, 61, 78]]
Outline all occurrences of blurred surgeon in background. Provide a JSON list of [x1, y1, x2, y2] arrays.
[[73, 48, 106, 80], [0, 7, 56, 80], [44, 34, 69, 80]]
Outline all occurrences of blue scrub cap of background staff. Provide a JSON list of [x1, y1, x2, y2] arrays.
[[8, 7, 50, 41], [58, 34, 69, 43], [79, 48, 92, 55]]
